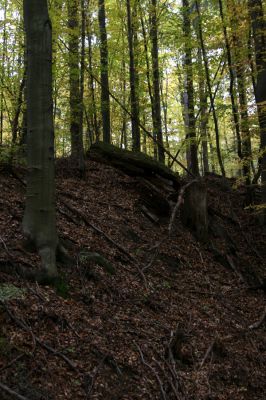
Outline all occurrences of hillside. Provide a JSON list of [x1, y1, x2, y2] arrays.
[[0, 159, 265, 400]]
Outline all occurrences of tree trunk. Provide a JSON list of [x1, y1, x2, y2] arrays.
[[23, 0, 58, 278], [87, 9, 99, 142], [150, 0, 165, 163], [198, 48, 209, 174], [12, 69, 26, 144], [228, 0, 252, 184], [183, 0, 199, 176], [140, 10, 157, 158], [80, 0, 86, 148], [218, 0, 242, 162], [195, 0, 225, 177], [68, 0, 85, 173], [126, 0, 141, 152], [248, 0, 266, 224], [98, 0, 111, 143], [0, 0, 7, 145]]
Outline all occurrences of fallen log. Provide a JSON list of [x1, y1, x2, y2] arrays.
[[88, 142, 180, 189]]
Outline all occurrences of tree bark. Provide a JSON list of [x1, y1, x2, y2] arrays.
[[126, 0, 141, 152], [218, 0, 242, 162], [98, 0, 111, 143], [248, 0, 266, 223], [228, 0, 252, 184], [140, 10, 157, 158], [87, 7, 99, 142], [195, 0, 225, 177], [198, 48, 209, 174], [68, 0, 85, 173], [12, 69, 26, 144], [150, 0, 165, 163], [183, 0, 199, 176], [23, 0, 58, 278]]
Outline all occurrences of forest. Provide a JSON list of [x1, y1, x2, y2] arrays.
[[0, 0, 265, 399]]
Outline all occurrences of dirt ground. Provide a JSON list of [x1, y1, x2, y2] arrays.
[[0, 160, 265, 400]]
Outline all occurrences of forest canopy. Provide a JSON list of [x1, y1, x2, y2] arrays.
[[0, 0, 265, 185]]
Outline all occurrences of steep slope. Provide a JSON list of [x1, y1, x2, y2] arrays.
[[0, 160, 265, 400]]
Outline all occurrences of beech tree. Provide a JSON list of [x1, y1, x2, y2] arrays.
[[68, 0, 85, 173], [126, 0, 141, 152], [182, 0, 199, 176], [98, 0, 111, 143], [22, 0, 58, 278], [0, 0, 265, 192], [248, 0, 266, 223], [150, 0, 165, 162]]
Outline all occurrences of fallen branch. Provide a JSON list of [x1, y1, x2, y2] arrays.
[[0, 300, 78, 371], [0, 382, 29, 400], [135, 343, 168, 400], [59, 198, 147, 286], [168, 180, 197, 235], [143, 180, 197, 272]]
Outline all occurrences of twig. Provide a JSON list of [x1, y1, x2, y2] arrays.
[[135, 343, 168, 400], [200, 340, 215, 368], [0, 354, 26, 372], [168, 180, 197, 235], [0, 382, 29, 400], [249, 307, 266, 330], [154, 359, 181, 400], [0, 300, 78, 371], [142, 179, 197, 272], [86, 356, 107, 399], [60, 198, 148, 286], [0, 235, 14, 259]]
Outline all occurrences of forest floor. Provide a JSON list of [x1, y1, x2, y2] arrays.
[[0, 158, 265, 400]]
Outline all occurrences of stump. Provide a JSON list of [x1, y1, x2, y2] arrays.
[[181, 180, 208, 242]]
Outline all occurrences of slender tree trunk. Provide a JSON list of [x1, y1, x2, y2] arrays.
[[150, 0, 165, 163], [248, 0, 266, 223], [140, 11, 157, 158], [121, 45, 128, 150], [160, 75, 170, 164], [228, 0, 252, 183], [235, 63, 252, 183], [195, 0, 225, 176], [87, 14, 99, 142], [23, 0, 58, 278], [12, 69, 26, 144], [68, 0, 85, 173], [183, 0, 199, 176], [80, 0, 85, 148], [98, 0, 111, 143], [126, 0, 140, 152], [198, 48, 209, 174], [218, 0, 242, 161], [0, 0, 7, 145]]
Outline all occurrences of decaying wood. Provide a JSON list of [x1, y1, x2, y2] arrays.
[[181, 179, 208, 242], [137, 177, 171, 218], [140, 205, 160, 224], [88, 141, 180, 187]]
